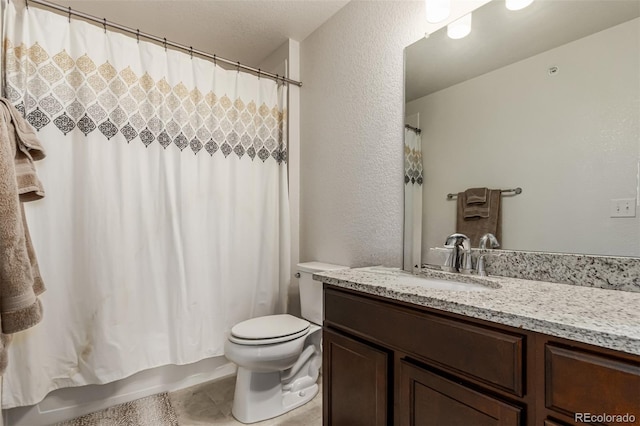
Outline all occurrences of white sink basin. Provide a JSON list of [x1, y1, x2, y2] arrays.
[[359, 266, 492, 291]]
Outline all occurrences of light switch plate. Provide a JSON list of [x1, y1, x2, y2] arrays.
[[610, 198, 636, 218]]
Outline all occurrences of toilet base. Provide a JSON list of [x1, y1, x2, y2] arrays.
[[231, 367, 319, 424]]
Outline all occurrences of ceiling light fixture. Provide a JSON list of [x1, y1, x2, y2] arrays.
[[506, 0, 534, 11], [425, 0, 450, 24], [447, 13, 472, 39]]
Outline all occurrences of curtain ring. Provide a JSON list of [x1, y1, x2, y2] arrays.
[[163, 38, 167, 52], [68, 6, 71, 23], [136, 29, 140, 44], [103, 18, 107, 33], [236, 61, 240, 73], [257, 69, 261, 79], [25, 0, 28, 10], [190, 46, 193, 59], [213, 54, 217, 67]]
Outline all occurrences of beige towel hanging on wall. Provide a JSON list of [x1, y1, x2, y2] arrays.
[[0, 98, 46, 375]]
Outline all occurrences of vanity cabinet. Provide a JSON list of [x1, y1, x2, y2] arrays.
[[322, 285, 640, 426], [322, 328, 390, 425]]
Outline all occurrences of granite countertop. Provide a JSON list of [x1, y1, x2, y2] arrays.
[[314, 267, 640, 356]]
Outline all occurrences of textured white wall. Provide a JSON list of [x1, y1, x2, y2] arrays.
[[299, 0, 488, 267], [300, 1, 423, 267], [407, 18, 640, 260]]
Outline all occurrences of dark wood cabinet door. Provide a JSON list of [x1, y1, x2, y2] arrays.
[[545, 344, 640, 425], [323, 327, 389, 426], [399, 359, 522, 426]]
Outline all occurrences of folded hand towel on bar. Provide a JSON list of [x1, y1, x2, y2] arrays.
[[457, 188, 502, 247]]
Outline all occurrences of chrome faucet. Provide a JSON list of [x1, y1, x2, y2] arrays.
[[443, 233, 473, 273], [479, 233, 500, 250], [477, 233, 500, 276]]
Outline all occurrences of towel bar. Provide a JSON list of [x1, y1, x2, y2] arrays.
[[446, 187, 522, 200]]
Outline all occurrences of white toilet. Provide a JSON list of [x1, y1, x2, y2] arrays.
[[224, 261, 348, 424]]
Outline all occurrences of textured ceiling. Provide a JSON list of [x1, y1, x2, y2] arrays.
[[50, 0, 350, 67]]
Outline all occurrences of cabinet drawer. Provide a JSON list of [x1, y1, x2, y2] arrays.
[[399, 359, 522, 426], [324, 288, 524, 395], [545, 344, 640, 424]]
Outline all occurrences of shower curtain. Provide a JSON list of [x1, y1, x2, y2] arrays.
[[1, 1, 290, 408], [404, 127, 423, 273]]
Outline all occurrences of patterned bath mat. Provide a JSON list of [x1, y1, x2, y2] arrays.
[[55, 392, 179, 426]]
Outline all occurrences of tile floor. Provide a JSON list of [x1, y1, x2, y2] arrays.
[[168, 376, 322, 426]]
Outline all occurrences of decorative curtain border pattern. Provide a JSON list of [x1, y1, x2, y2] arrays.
[[404, 143, 423, 185], [3, 40, 287, 163]]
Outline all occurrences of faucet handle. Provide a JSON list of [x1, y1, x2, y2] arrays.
[[443, 233, 471, 273], [444, 233, 470, 248], [461, 251, 474, 275], [442, 245, 458, 272]]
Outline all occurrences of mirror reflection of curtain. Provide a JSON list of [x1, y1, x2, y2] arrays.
[[403, 124, 423, 273]]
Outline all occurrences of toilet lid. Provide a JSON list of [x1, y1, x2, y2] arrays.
[[231, 314, 310, 341]]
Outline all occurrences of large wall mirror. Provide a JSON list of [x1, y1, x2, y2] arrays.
[[404, 0, 640, 266]]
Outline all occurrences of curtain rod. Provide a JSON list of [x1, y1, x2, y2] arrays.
[[23, 0, 303, 87], [405, 124, 421, 134]]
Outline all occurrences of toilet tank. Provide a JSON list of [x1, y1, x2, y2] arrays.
[[297, 262, 348, 325]]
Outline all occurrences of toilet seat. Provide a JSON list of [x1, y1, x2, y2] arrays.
[[229, 314, 310, 346]]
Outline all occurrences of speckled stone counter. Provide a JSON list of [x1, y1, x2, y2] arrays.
[[314, 267, 640, 355]]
